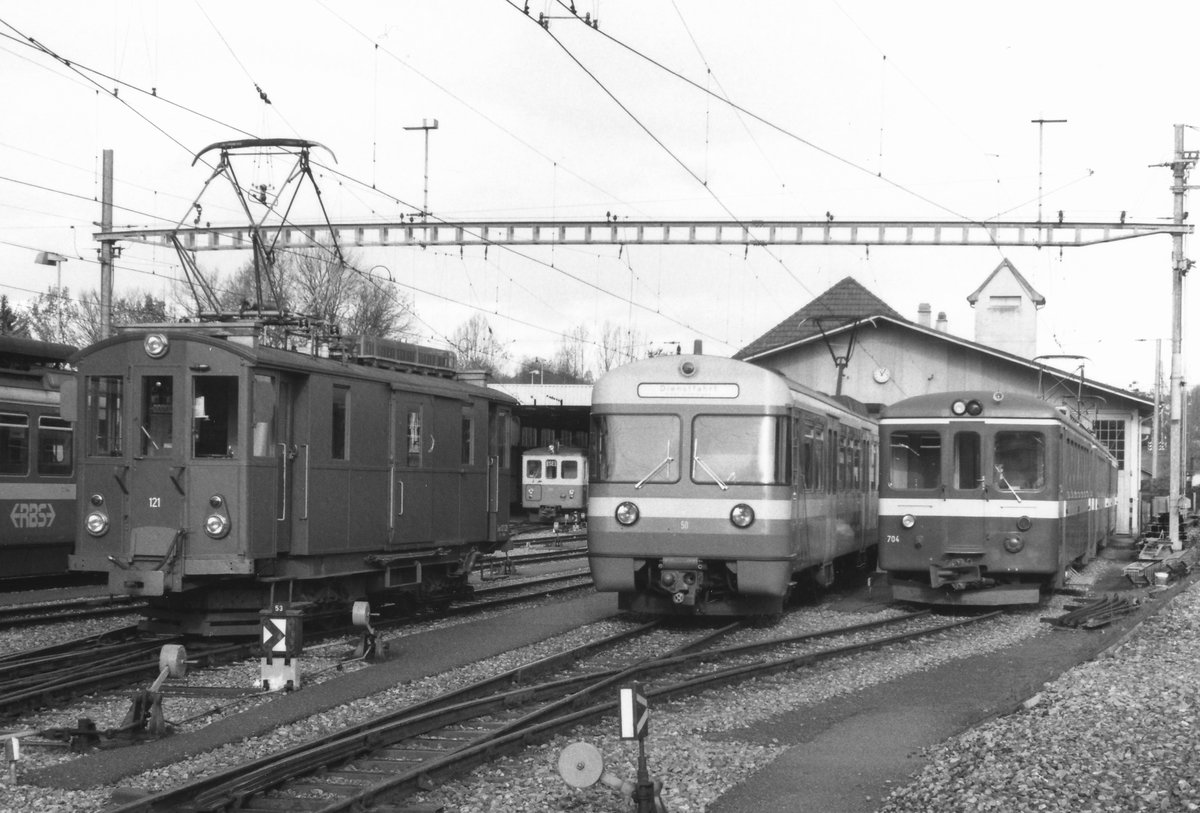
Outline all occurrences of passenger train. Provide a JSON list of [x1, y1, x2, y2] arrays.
[[0, 335, 77, 579], [878, 391, 1117, 605], [521, 445, 587, 524], [587, 354, 878, 617], [65, 324, 516, 635]]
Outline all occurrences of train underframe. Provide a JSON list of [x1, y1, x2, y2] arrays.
[[124, 546, 482, 636]]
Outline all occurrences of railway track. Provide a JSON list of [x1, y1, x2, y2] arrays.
[[0, 571, 594, 722], [100, 609, 1002, 813], [0, 595, 147, 631]]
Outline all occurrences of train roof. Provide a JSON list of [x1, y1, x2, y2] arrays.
[[592, 354, 872, 421], [72, 328, 517, 406], [0, 334, 76, 368], [880, 390, 1080, 423]]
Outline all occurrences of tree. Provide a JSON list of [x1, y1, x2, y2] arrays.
[[0, 296, 29, 337], [451, 314, 508, 375], [550, 325, 592, 382], [78, 289, 171, 344], [596, 320, 648, 373], [23, 286, 87, 347]]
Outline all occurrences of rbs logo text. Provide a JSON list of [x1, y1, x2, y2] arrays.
[[9, 502, 57, 529]]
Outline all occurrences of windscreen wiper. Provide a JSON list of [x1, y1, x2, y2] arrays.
[[635, 442, 674, 489], [693, 439, 728, 490]]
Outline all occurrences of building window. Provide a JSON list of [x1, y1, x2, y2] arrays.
[[1093, 419, 1125, 470], [988, 295, 1021, 311]]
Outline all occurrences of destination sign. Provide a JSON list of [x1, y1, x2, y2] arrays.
[[637, 383, 739, 399]]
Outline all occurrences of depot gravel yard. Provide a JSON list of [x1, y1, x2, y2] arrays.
[[2, 564, 1195, 813]]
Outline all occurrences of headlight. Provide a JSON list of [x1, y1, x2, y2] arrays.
[[526, 487, 536, 499], [205, 513, 230, 538], [85, 511, 109, 536], [901, 514, 916, 529], [568, 489, 576, 499], [144, 333, 169, 358], [730, 503, 755, 528], [1016, 515, 1032, 531], [615, 501, 639, 526], [1003, 535, 1024, 553]]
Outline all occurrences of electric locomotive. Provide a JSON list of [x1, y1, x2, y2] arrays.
[[878, 391, 1117, 605], [0, 336, 77, 579], [521, 445, 587, 524], [65, 324, 516, 634], [588, 354, 878, 617]]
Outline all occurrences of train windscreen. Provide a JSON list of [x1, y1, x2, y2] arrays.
[[888, 430, 942, 490], [589, 414, 680, 484], [993, 431, 1045, 491], [691, 415, 789, 486]]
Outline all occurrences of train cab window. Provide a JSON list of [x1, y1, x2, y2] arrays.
[[0, 413, 29, 475], [332, 385, 349, 460], [691, 415, 790, 486], [888, 431, 941, 490], [37, 416, 73, 476], [561, 459, 579, 480], [544, 459, 558, 479], [589, 414, 680, 484], [525, 458, 542, 478], [252, 374, 277, 457], [993, 431, 1045, 491], [87, 376, 123, 456], [954, 432, 981, 490], [193, 376, 239, 458], [140, 375, 174, 457]]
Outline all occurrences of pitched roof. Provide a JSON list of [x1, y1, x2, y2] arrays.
[[966, 258, 1046, 306], [733, 276, 906, 361]]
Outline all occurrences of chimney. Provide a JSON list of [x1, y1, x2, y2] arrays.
[[935, 311, 948, 332], [917, 303, 932, 328]]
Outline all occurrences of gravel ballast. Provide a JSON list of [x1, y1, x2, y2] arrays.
[[1, 562, 1196, 812]]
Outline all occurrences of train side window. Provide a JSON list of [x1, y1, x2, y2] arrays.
[[193, 376, 239, 458], [993, 431, 1045, 491], [526, 458, 541, 478], [87, 376, 123, 456], [801, 420, 823, 491], [141, 375, 174, 457], [954, 432, 981, 490], [889, 430, 941, 490], [461, 408, 475, 466], [332, 385, 350, 460], [0, 413, 29, 475], [561, 460, 579, 480], [37, 416, 73, 476], [406, 409, 422, 467]]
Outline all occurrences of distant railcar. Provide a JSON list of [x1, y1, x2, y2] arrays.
[[521, 445, 587, 524], [0, 336, 77, 579], [66, 325, 516, 634], [587, 354, 878, 617], [878, 391, 1117, 605]]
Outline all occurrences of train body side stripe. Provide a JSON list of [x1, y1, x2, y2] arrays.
[[590, 495, 798, 521], [879, 497, 1062, 520], [0, 483, 76, 499]]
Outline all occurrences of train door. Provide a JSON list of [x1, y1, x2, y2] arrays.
[[127, 371, 186, 566], [486, 404, 511, 540], [394, 395, 434, 544], [261, 374, 303, 556]]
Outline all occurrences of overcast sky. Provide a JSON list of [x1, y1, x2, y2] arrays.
[[1, 0, 1196, 389]]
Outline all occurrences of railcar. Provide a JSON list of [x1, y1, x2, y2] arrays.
[[0, 336, 77, 579], [65, 324, 516, 635], [878, 391, 1117, 605], [588, 354, 878, 617], [521, 445, 587, 524]]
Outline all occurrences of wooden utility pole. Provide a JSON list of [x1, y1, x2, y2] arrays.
[[99, 149, 115, 339]]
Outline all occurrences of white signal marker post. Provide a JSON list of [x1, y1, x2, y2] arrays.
[[618, 682, 662, 813]]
